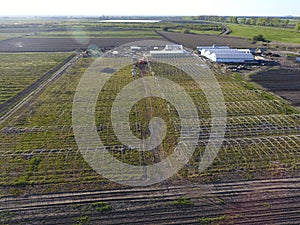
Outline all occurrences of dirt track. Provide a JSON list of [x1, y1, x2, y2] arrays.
[[1, 177, 299, 224]]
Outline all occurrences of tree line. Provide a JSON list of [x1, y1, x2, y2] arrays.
[[193, 16, 300, 31]]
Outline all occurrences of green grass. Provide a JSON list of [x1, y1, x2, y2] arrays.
[[75, 215, 90, 225], [0, 53, 73, 104], [228, 24, 300, 44], [198, 215, 231, 224], [91, 202, 112, 212], [171, 197, 194, 207]]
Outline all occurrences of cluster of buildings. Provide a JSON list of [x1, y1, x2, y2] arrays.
[[129, 44, 265, 64], [197, 45, 255, 63], [148, 44, 256, 64]]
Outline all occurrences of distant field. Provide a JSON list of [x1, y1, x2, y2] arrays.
[[0, 37, 161, 52], [28, 30, 160, 38], [156, 30, 256, 48], [228, 24, 300, 44], [0, 33, 25, 41]]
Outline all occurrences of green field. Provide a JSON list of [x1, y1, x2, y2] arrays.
[[0, 53, 73, 104], [228, 24, 300, 44], [0, 54, 299, 196]]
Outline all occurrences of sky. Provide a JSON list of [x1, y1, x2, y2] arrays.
[[0, 0, 299, 17]]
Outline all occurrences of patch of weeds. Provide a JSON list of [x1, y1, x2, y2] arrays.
[[91, 202, 112, 212], [171, 197, 194, 207], [198, 215, 231, 224], [74, 215, 90, 225]]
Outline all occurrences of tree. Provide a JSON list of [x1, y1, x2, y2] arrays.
[[245, 19, 251, 25], [249, 18, 257, 25], [294, 21, 300, 31], [257, 17, 267, 26], [240, 18, 246, 24], [227, 16, 238, 24], [252, 34, 266, 42], [284, 19, 289, 28], [272, 18, 280, 27]]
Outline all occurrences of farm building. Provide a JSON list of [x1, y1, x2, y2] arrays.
[[197, 45, 229, 53], [165, 44, 184, 51], [197, 45, 254, 63], [150, 44, 188, 57], [130, 46, 141, 50]]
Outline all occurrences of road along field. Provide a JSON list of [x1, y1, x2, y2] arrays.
[[0, 41, 299, 224]]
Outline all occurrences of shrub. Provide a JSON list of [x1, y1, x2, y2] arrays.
[[252, 34, 266, 42]]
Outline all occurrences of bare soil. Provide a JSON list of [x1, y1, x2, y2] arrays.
[[156, 30, 258, 49], [251, 69, 300, 106], [0, 37, 164, 52], [1, 178, 299, 225]]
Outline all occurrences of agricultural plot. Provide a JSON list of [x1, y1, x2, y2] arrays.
[[0, 37, 164, 52], [29, 30, 160, 38], [0, 44, 299, 198], [0, 53, 73, 106], [251, 69, 300, 106], [156, 30, 257, 48]]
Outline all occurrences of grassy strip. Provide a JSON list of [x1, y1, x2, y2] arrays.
[[228, 24, 300, 44]]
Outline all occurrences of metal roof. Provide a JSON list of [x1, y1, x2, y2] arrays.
[[214, 53, 253, 59], [197, 46, 229, 50]]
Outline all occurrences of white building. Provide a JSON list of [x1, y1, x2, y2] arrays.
[[150, 44, 188, 57], [130, 46, 141, 50], [197, 45, 229, 53], [197, 45, 254, 63], [165, 44, 183, 51]]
